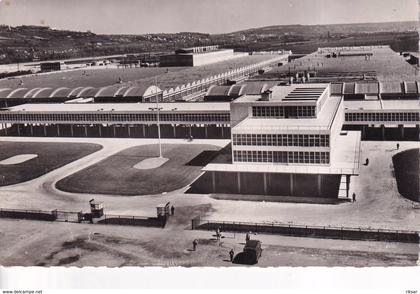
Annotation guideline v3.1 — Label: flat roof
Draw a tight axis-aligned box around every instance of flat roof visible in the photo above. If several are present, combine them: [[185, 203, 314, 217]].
[[5, 102, 231, 113], [258, 46, 419, 82], [204, 131, 361, 175], [344, 100, 420, 111], [232, 95, 342, 132], [234, 84, 329, 105], [0, 55, 281, 92]]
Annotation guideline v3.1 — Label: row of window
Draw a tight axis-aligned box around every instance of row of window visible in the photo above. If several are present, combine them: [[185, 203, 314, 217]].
[[232, 133, 330, 147], [233, 150, 330, 164], [252, 106, 316, 118], [345, 112, 420, 122], [0, 112, 231, 123]]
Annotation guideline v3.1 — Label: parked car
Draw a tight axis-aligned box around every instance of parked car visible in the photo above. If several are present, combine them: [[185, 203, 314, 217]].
[[242, 240, 262, 264]]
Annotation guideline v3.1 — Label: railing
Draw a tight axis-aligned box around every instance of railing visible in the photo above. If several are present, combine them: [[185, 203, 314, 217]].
[[191, 218, 419, 243]]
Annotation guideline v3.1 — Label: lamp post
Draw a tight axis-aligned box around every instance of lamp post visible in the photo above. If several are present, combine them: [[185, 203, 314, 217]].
[[149, 105, 163, 158]]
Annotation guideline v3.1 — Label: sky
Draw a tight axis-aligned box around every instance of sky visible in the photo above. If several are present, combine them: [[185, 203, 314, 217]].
[[0, 0, 418, 34]]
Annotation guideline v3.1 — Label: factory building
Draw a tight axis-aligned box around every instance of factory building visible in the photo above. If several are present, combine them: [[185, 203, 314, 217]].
[[0, 102, 231, 139], [160, 45, 249, 67]]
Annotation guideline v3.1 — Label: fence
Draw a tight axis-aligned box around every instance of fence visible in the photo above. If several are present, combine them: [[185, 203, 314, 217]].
[[0, 208, 57, 221], [0, 207, 167, 228], [191, 217, 419, 243]]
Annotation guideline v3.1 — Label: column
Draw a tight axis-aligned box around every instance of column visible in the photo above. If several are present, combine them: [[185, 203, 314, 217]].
[[212, 171, 216, 193], [381, 124, 385, 140], [361, 125, 366, 140], [43, 125, 46, 136], [30, 124, 33, 136], [56, 124, 60, 137], [189, 125, 192, 137], [263, 173, 268, 194], [317, 174, 322, 196], [237, 172, 241, 193], [17, 125, 21, 136], [142, 125, 146, 137], [398, 124, 404, 139], [173, 125, 176, 138], [417, 125, 420, 140], [127, 125, 131, 137], [98, 125, 102, 137], [70, 125, 74, 137], [204, 125, 208, 138], [84, 125, 88, 137], [113, 125, 116, 137], [221, 125, 224, 137], [290, 174, 294, 195], [4, 124, 7, 136], [346, 175, 351, 198]]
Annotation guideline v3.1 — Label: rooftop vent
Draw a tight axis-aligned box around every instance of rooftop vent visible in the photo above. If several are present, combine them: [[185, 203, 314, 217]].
[[260, 90, 272, 101]]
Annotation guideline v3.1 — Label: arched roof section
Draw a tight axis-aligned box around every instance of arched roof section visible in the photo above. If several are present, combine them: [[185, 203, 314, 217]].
[[114, 86, 131, 97], [137, 85, 162, 98], [0, 88, 13, 99], [207, 85, 232, 96], [229, 85, 246, 96], [67, 87, 85, 97], [77, 87, 96, 98], [7, 88, 28, 99], [50, 87, 71, 98], [23, 88, 42, 98], [95, 86, 120, 97], [32, 87, 53, 98]]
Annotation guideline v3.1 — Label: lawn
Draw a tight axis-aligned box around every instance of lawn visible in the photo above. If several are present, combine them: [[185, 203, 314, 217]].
[[56, 144, 222, 196], [0, 141, 102, 186]]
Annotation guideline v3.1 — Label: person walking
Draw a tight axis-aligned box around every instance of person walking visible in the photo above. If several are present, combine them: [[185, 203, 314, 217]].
[[365, 158, 369, 166], [245, 231, 251, 242], [229, 249, 235, 262], [216, 227, 221, 240], [170, 205, 175, 216], [193, 239, 198, 251], [396, 143, 400, 150], [352, 192, 356, 202]]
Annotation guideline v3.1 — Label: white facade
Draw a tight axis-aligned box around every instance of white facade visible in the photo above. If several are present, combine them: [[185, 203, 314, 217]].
[[230, 84, 344, 166]]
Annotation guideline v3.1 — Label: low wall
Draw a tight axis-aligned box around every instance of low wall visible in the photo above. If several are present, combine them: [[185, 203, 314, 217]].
[[0, 208, 56, 221]]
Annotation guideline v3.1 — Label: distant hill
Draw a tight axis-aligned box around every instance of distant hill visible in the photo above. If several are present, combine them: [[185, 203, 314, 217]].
[[0, 21, 418, 65], [230, 21, 419, 36]]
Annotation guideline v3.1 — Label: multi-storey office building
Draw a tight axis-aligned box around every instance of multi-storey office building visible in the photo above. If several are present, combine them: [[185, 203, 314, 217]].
[[230, 84, 340, 165], [191, 84, 361, 201]]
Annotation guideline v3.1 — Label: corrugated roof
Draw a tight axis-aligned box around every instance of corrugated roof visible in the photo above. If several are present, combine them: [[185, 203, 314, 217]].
[[379, 82, 402, 94], [343, 83, 355, 94], [355, 82, 379, 94], [329, 83, 343, 95], [404, 81, 418, 94]]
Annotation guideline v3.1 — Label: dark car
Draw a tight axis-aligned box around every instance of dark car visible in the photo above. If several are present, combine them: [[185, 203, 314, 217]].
[[234, 239, 262, 265]]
